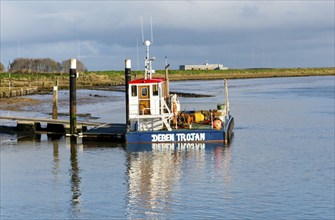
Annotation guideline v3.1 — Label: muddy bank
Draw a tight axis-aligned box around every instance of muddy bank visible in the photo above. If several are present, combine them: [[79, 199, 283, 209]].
[[172, 91, 213, 97], [0, 90, 111, 112], [0, 87, 38, 98], [0, 97, 44, 111]]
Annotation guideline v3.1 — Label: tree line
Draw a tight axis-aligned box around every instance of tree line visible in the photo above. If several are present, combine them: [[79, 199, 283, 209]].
[[0, 62, 5, 72], [0, 58, 87, 73]]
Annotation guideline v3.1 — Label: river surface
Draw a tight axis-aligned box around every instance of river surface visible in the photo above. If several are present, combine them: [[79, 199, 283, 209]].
[[1, 76, 334, 219]]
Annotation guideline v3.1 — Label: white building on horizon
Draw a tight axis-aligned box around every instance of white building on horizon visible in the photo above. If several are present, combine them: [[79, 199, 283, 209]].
[[179, 61, 228, 70]]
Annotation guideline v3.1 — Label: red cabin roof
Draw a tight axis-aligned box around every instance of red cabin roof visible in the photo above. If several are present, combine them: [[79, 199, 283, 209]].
[[128, 78, 166, 84]]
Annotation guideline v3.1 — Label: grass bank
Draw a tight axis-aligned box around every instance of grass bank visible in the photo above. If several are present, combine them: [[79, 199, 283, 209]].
[[0, 67, 334, 95]]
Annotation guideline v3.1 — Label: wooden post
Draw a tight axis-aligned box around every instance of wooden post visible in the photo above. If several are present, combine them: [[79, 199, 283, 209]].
[[224, 79, 229, 116], [8, 72, 11, 91], [165, 63, 170, 97], [125, 59, 131, 131], [52, 79, 58, 119], [69, 59, 77, 135]]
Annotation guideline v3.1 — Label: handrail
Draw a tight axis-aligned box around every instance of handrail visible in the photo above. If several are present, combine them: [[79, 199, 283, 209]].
[[161, 98, 171, 115], [142, 107, 151, 115]]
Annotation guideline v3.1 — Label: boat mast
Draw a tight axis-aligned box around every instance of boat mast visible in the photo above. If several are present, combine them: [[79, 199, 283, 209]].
[[144, 40, 151, 79], [142, 16, 154, 80]]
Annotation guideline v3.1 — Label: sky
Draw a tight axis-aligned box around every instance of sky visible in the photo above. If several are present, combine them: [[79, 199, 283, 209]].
[[0, 0, 334, 71]]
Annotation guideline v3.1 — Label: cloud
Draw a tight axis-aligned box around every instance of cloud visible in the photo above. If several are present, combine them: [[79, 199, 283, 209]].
[[1, 1, 334, 70]]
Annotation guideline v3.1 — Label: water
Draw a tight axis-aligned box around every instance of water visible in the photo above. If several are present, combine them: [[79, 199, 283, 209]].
[[1, 76, 334, 219]]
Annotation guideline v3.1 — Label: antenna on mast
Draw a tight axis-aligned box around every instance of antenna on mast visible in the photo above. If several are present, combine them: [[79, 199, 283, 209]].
[[136, 38, 140, 71], [140, 16, 155, 80], [140, 16, 144, 44]]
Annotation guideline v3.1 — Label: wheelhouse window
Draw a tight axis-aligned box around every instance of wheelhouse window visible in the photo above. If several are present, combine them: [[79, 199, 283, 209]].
[[131, 85, 137, 97], [153, 84, 158, 96], [141, 88, 148, 96]]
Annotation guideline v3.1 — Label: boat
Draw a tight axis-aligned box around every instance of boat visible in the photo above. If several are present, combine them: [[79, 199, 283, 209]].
[[124, 40, 234, 144]]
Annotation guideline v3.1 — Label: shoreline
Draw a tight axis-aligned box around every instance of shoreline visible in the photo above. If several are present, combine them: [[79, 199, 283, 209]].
[[0, 67, 334, 98]]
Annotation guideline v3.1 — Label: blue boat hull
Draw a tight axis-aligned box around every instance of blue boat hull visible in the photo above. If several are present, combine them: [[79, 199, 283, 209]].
[[126, 117, 234, 144]]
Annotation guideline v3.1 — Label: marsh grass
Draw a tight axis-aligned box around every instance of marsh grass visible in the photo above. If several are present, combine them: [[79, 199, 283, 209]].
[[0, 67, 334, 94]]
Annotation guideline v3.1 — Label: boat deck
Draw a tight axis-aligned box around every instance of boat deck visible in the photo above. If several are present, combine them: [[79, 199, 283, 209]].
[[176, 122, 212, 130]]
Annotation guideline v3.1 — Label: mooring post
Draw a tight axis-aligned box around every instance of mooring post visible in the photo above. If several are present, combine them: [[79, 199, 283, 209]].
[[69, 59, 77, 135], [125, 59, 131, 131], [224, 79, 229, 116], [8, 72, 11, 91], [52, 79, 58, 119], [165, 62, 170, 97]]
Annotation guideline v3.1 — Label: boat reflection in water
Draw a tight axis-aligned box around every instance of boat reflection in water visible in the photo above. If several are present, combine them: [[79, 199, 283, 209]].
[[125, 142, 231, 218]]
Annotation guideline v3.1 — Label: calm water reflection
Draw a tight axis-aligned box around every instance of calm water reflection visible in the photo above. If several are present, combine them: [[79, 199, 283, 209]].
[[1, 76, 334, 219], [125, 143, 232, 218]]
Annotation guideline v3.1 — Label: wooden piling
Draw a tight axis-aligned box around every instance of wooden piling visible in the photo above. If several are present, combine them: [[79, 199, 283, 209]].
[[165, 63, 170, 97], [8, 72, 11, 91], [69, 59, 77, 135], [125, 59, 131, 131], [224, 79, 229, 116], [52, 80, 58, 119]]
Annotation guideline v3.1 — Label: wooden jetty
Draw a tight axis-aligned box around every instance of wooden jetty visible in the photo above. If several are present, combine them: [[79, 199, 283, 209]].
[[0, 116, 101, 127], [0, 115, 96, 133], [0, 116, 127, 141]]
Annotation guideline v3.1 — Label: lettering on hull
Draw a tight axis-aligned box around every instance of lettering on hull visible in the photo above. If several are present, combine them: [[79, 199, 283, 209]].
[[151, 133, 175, 142], [151, 132, 206, 142]]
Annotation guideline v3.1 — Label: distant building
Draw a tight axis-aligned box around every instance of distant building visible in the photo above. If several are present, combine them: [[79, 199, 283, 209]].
[[179, 61, 228, 70]]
